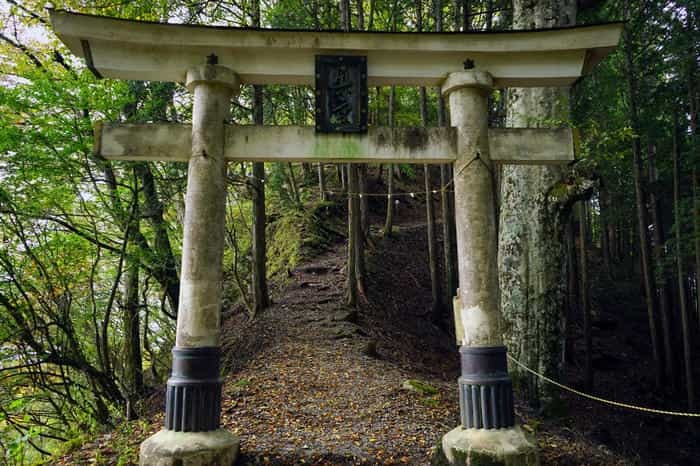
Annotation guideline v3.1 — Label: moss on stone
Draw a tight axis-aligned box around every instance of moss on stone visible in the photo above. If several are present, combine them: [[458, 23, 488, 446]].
[[430, 442, 450, 466], [430, 442, 468, 466], [468, 450, 504, 466], [402, 379, 439, 395]]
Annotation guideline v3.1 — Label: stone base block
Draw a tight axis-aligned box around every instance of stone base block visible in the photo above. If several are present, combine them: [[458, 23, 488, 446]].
[[140, 429, 239, 466], [439, 426, 539, 466]]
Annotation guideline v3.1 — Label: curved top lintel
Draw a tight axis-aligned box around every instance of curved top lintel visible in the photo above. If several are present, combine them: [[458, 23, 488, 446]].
[[49, 10, 623, 87]]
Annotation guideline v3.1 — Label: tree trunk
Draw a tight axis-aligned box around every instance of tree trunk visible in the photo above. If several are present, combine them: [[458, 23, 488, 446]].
[[624, 24, 662, 387], [354, 170, 367, 299], [339, 165, 347, 192], [462, 0, 471, 31], [356, 0, 364, 29], [383, 86, 396, 237], [376, 163, 384, 183], [564, 215, 577, 365], [251, 160, 269, 313], [287, 163, 301, 206], [435, 0, 456, 311], [301, 163, 312, 180], [134, 164, 180, 315], [340, 0, 351, 30], [599, 187, 613, 279], [347, 165, 360, 306], [384, 166, 394, 237], [689, 76, 700, 324], [425, 164, 443, 321], [250, 0, 270, 315], [416, 1, 441, 318], [318, 163, 326, 201], [647, 144, 675, 386], [452, 0, 461, 30], [694, 167, 700, 322], [498, 0, 576, 405], [673, 113, 695, 409], [578, 202, 593, 392], [313, 0, 320, 30], [124, 202, 143, 420], [359, 164, 369, 238], [485, 0, 493, 29]]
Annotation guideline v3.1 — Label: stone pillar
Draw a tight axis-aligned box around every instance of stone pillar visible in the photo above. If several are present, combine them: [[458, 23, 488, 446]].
[[140, 64, 240, 466], [439, 71, 538, 466]]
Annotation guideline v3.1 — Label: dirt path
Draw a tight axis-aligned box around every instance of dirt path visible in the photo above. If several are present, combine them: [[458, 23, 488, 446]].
[[218, 224, 460, 465]]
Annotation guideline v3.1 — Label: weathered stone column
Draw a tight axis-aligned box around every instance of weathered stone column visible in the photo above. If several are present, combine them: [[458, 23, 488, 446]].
[[439, 71, 538, 466], [140, 64, 240, 466]]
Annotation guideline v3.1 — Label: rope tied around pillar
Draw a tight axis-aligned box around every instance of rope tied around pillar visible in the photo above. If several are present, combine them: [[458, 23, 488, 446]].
[[451, 152, 495, 185]]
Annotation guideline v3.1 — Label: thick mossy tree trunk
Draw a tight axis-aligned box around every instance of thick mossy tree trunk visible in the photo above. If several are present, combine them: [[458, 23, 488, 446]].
[[498, 0, 576, 406]]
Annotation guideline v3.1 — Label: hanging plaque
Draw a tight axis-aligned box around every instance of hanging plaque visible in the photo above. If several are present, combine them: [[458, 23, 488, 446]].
[[315, 55, 368, 133]]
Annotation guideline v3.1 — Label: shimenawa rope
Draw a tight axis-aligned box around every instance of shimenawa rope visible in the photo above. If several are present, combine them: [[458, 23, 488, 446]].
[[507, 354, 700, 418]]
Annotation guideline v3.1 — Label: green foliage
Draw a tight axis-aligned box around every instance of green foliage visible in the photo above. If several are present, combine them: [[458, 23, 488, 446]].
[[267, 201, 344, 278]]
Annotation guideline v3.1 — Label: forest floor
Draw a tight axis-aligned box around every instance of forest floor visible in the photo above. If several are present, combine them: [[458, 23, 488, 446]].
[[51, 198, 699, 466]]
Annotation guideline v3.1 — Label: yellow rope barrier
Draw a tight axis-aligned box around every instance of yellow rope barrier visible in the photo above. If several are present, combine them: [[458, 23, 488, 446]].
[[507, 354, 700, 418]]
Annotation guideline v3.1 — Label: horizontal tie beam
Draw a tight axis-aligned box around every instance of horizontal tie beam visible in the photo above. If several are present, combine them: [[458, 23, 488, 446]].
[[95, 123, 576, 165]]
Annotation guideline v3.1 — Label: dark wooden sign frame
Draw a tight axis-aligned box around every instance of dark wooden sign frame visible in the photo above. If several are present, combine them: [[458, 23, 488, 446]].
[[315, 55, 368, 133]]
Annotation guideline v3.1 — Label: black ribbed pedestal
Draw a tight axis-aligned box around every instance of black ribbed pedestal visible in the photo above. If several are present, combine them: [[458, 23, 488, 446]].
[[458, 346, 514, 429], [164, 346, 222, 432]]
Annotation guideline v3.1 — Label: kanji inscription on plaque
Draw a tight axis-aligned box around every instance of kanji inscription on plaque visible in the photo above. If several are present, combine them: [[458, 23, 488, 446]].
[[315, 55, 368, 133]]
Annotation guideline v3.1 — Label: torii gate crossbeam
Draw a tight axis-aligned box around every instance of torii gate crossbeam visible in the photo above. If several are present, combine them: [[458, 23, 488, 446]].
[[49, 9, 621, 466], [95, 124, 578, 165]]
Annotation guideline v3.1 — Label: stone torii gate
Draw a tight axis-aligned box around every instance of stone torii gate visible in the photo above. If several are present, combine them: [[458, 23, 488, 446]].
[[50, 10, 621, 466]]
